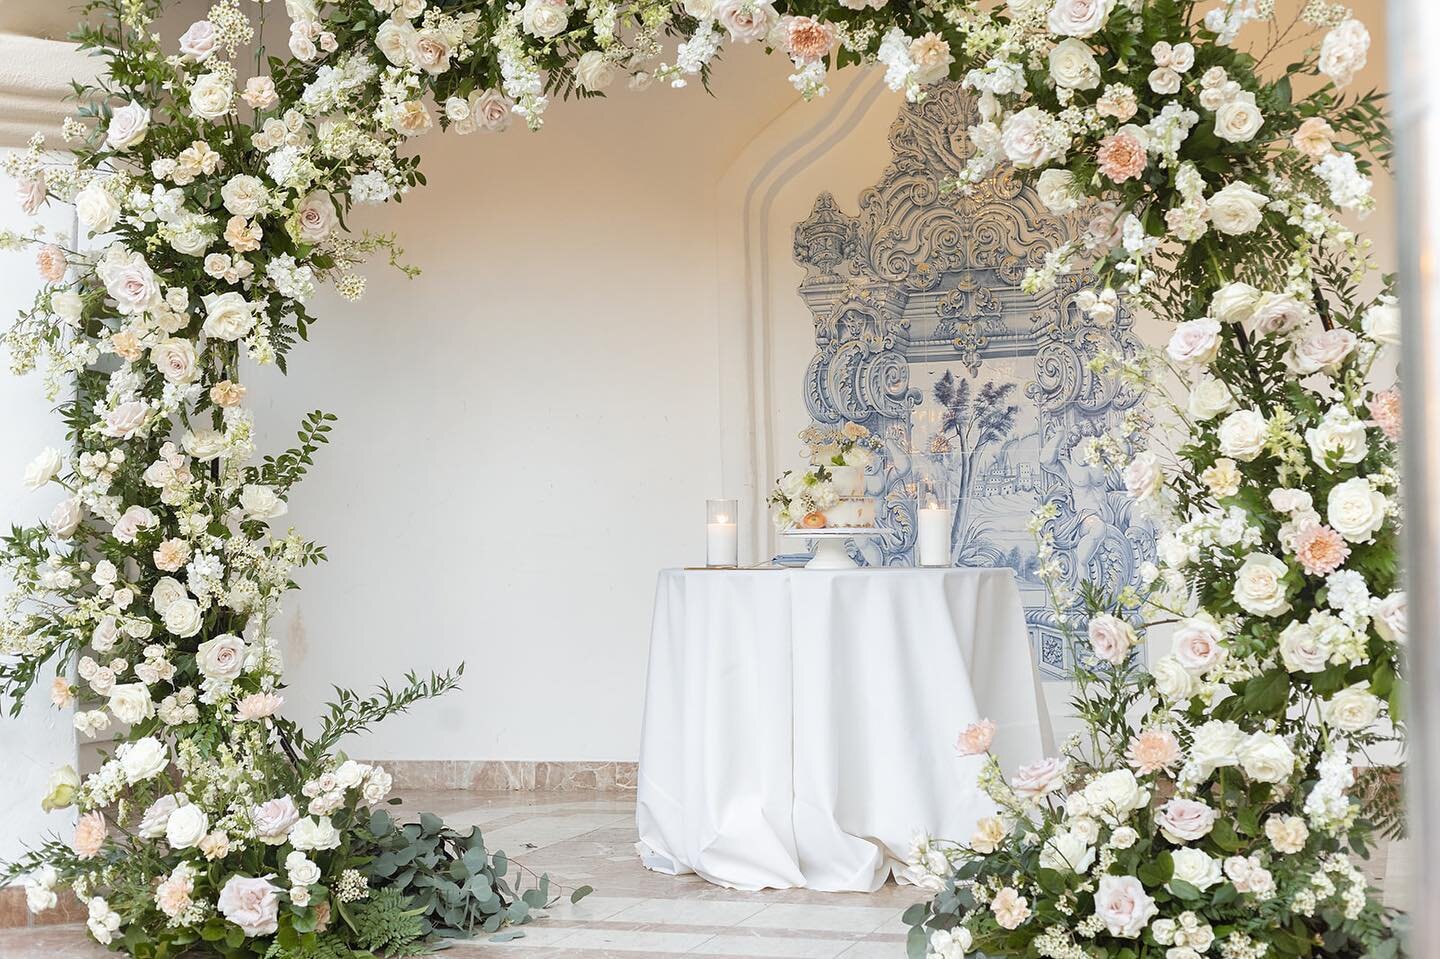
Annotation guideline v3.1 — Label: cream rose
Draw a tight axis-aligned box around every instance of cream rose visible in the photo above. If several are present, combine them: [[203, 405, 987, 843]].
[[108, 683, 155, 725], [1170, 848, 1222, 891], [202, 291, 257, 341], [714, 0, 776, 42], [575, 50, 618, 91], [163, 597, 204, 638], [1209, 281, 1260, 325], [1233, 553, 1291, 617], [288, 815, 341, 851], [1361, 301, 1400, 346], [1208, 182, 1268, 235], [118, 736, 168, 783], [1049, 38, 1100, 90], [1373, 592, 1406, 644], [1279, 620, 1330, 673], [411, 28, 451, 74], [1123, 451, 1163, 501], [240, 484, 288, 520], [253, 796, 301, 844], [1289, 328, 1357, 375], [1188, 719, 1244, 776], [140, 795, 181, 838], [75, 182, 121, 235], [1150, 655, 1197, 702], [150, 338, 199, 384], [218, 876, 281, 936], [1001, 107, 1062, 169], [1327, 477, 1388, 543], [1216, 408, 1267, 462], [166, 804, 209, 849], [520, 0, 569, 39], [1172, 617, 1224, 673], [375, 19, 417, 66], [98, 247, 163, 315], [189, 73, 234, 120], [1324, 684, 1381, 733], [48, 497, 82, 538], [1011, 756, 1069, 799], [1214, 91, 1264, 143], [1036, 169, 1079, 214], [106, 100, 151, 151], [472, 89, 514, 132], [1166, 318, 1221, 366], [221, 174, 267, 217], [151, 576, 187, 614], [295, 191, 337, 244], [1081, 769, 1148, 824], [1237, 731, 1295, 783], [1249, 292, 1310, 336], [24, 447, 63, 490], [1305, 407, 1367, 472], [1087, 613, 1136, 666], [1047, 0, 1114, 38], [1187, 376, 1234, 421], [1093, 875, 1156, 938], [1038, 830, 1095, 873], [197, 634, 247, 681]]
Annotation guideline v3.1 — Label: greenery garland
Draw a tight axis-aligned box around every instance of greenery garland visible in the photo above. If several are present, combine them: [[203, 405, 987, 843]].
[[0, 0, 1403, 956]]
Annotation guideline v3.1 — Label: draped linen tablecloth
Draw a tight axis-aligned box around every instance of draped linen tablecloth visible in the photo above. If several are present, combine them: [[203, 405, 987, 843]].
[[636, 567, 1052, 892]]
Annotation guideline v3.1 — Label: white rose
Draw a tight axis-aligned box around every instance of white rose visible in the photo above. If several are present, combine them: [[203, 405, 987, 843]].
[[1188, 720, 1244, 776], [1093, 875, 1157, 938], [1156, 797, 1218, 843], [75, 182, 120, 235], [1081, 769, 1148, 824], [196, 634, 247, 681], [24, 447, 63, 491], [288, 815, 341, 851], [253, 796, 301, 844], [1237, 731, 1295, 783], [151, 338, 198, 385], [1324, 684, 1381, 733], [375, 19, 417, 65], [1209, 281, 1260, 325], [1048, 38, 1100, 90], [163, 597, 204, 638], [1278, 621, 1330, 673], [411, 28, 452, 74], [1233, 553, 1291, 618], [295, 191, 337, 244], [188, 73, 234, 121], [202, 291, 257, 341], [714, 0, 776, 42], [1327, 477, 1388, 543], [575, 50, 618, 91], [166, 804, 209, 849], [1048, 0, 1115, 38], [118, 736, 168, 783], [1305, 407, 1367, 472], [1208, 182, 1268, 235], [1319, 19, 1369, 88], [472, 89, 514, 133], [1000, 107, 1062, 169], [1038, 830, 1095, 873], [1087, 613, 1137, 666], [1289, 329, 1357, 375], [1373, 592, 1406, 644], [1216, 408, 1267, 462], [221, 174, 267, 217], [51, 290, 84, 325], [1187, 376, 1234, 421], [1214, 91, 1264, 143], [48, 497, 83, 539], [106, 101, 151, 150], [108, 683, 155, 725], [1172, 617, 1224, 673], [1036, 169, 1080, 214], [1170, 848, 1222, 891], [1361, 301, 1400, 346], [179, 19, 217, 60], [97, 247, 163, 315], [286, 851, 321, 887], [1123, 451, 1163, 501], [1249, 292, 1311, 337], [1166, 318, 1222, 366], [1150, 655, 1197, 702], [240, 484, 288, 520], [151, 577, 187, 614], [521, 0, 569, 39]]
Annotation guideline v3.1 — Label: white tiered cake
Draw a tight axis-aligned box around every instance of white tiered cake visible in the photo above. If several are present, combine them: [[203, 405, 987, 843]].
[[814, 465, 876, 528]]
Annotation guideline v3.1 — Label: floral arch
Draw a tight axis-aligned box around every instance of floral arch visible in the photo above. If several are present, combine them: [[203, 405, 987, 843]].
[[0, 0, 1406, 957]]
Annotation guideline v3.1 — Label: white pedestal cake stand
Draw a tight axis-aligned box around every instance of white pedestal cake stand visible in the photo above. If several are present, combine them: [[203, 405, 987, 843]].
[[782, 527, 884, 570]]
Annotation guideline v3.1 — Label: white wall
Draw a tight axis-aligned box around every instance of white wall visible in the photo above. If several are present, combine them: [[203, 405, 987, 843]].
[[0, 146, 79, 864]]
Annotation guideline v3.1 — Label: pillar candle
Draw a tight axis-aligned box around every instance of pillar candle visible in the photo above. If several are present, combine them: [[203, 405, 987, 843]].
[[918, 506, 952, 567]]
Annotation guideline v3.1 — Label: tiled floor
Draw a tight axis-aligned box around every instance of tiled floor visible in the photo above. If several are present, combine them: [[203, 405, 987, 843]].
[[0, 789, 924, 959]]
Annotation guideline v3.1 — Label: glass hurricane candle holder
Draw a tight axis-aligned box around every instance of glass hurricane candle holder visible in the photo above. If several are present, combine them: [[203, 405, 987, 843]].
[[706, 499, 739, 568], [916, 474, 952, 568]]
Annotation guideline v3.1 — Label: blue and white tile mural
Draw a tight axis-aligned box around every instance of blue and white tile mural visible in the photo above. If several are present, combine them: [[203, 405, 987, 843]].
[[791, 82, 1157, 680]]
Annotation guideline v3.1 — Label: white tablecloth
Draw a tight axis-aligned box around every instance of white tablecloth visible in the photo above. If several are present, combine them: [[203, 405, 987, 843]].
[[636, 567, 1051, 892]]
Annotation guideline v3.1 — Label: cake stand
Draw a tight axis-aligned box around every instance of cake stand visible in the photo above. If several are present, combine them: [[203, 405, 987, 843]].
[[781, 527, 884, 570]]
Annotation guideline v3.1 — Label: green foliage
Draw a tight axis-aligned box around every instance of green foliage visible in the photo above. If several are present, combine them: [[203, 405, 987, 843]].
[[351, 888, 427, 955]]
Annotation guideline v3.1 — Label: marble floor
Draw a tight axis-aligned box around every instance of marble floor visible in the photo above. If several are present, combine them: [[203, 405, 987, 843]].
[[0, 789, 925, 959]]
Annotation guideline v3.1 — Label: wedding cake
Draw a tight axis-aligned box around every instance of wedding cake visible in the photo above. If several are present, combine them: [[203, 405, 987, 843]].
[[767, 424, 880, 530]]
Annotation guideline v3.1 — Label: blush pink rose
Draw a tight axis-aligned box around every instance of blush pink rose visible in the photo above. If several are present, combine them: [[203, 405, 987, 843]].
[[252, 796, 300, 844], [217, 875, 281, 936], [1172, 618, 1223, 673], [1011, 756, 1069, 799], [956, 718, 996, 756], [102, 400, 149, 439], [1289, 328, 1357, 375], [1094, 875, 1157, 938], [1155, 797, 1218, 842], [179, 20, 217, 60], [1087, 613, 1136, 666], [714, 0, 775, 42]]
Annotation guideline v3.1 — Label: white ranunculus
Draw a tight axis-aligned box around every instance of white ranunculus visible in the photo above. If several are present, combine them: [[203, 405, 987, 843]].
[[48, 497, 83, 539], [575, 50, 618, 91], [1208, 182, 1268, 235], [150, 338, 198, 385], [521, 0, 569, 38], [1166, 318, 1222, 366], [1036, 169, 1079, 214], [1150, 655, 1197, 702], [24, 447, 63, 491], [1216, 408, 1267, 462], [288, 815, 341, 851], [1093, 875, 1156, 938], [1373, 591, 1407, 644], [1214, 90, 1264, 143], [139, 794, 181, 838], [221, 174, 267, 217], [1169, 848, 1222, 891], [197, 634, 247, 681], [188, 73, 234, 120], [1279, 620, 1331, 673], [163, 597, 204, 638], [108, 683, 155, 725], [75, 182, 120, 234], [1233, 553, 1291, 618], [118, 736, 168, 783], [1038, 830, 1095, 873], [106, 100, 151, 150], [202, 291, 257, 341], [1319, 19, 1369, 88], [1188, 720, 1244, 776], [166, 803, 209, 849], [1237, 731, 1295, 783], [1327, 476, 1388, 543], [1361, 301, 1400, 346], [1047, 0, 1114, 38], [1324, 684, 1381, 733], [1305, 407, 1367, 473], [1209, 281, 1260, 325], [1048, 38, 1100, 90], [1081, 769, 1148, 824], [240, 484, 288, 520], [1000, 107, 1062, 169], [1187, 376, 1234, 421]]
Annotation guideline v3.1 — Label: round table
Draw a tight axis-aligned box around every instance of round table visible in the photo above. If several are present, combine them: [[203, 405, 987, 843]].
[[635, 566, 1053, 892]]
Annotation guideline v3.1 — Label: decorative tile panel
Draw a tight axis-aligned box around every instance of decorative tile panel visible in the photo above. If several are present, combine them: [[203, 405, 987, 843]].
[[791, 82, 1155, 679]]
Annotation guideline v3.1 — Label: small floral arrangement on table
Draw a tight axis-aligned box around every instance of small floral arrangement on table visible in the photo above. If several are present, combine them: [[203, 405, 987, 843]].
[[767, 423, 878, 529]]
